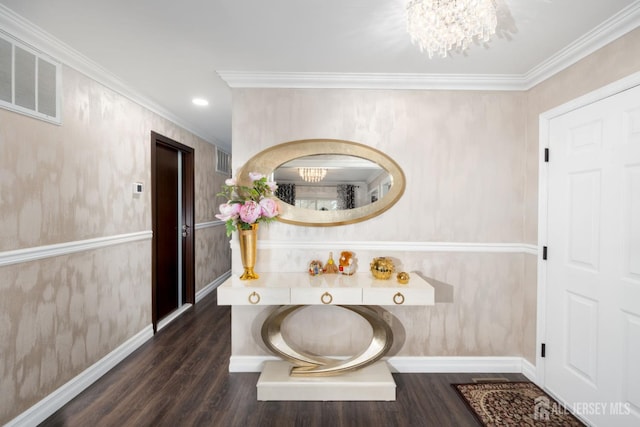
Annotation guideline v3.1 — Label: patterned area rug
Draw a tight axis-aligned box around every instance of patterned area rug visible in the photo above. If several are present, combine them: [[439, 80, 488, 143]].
[[453, 382, 585, 426]]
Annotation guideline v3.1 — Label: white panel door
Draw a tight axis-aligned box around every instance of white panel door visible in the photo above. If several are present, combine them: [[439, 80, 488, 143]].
[[546, 84, 640, 426]]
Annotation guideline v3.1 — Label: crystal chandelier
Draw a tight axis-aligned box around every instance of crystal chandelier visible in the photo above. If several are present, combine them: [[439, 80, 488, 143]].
[[406, 0, 497, 58], [298, 167, 327, 183]]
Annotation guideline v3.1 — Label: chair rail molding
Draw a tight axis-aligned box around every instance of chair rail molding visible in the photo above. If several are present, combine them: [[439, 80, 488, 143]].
[[236, 240, 538, 255], [0, 231, 153, 267], [195, 220, 225, 230]]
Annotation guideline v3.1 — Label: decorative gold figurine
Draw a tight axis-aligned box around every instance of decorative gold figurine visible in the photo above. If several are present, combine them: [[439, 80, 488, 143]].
[[396, 272, 410, 284], [338, 251, 357, 275], [324, 252, 339, 274], [308, 260, 323, 276], [370, 257, 395, 280]]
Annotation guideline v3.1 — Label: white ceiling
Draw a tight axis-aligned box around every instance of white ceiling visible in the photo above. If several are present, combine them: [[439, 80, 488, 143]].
[[0, 0, 638, 152]]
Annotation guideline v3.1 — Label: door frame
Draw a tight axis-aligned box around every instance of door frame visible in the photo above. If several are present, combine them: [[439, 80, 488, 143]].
[[536, 70, 640, 386], [151, 131, 195, 333]]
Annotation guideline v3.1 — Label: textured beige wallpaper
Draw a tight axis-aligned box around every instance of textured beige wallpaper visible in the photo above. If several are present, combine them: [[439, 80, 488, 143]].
[[0, 64, 229, 423], [192, 127, 230, 293], [0, 241, 151, 423], [195, 226, 231, 293], [233, 89, 527, 243], [522, 254, 537, 364], [232, 252, 526, 358], [194, 134, 228, 224], [0, 73, 152, 251], [230, 87, 530, 360]]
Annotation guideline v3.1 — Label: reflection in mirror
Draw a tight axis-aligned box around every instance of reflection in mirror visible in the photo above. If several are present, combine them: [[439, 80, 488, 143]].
[[238, 139, 405, 227], [273, 154, 389, 211]]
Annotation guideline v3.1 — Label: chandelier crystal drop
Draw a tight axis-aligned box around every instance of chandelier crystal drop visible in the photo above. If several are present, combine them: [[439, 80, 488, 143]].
[[298, 167, 327, 183], [406, 0, 497, 58]]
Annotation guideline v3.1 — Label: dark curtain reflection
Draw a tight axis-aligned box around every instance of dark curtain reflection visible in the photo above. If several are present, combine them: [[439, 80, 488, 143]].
[[337, 184, 355, 209], [275, 183, 296, 205]]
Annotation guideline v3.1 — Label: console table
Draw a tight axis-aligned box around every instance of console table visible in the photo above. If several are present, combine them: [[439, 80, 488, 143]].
[[217, 272, 435, 400]]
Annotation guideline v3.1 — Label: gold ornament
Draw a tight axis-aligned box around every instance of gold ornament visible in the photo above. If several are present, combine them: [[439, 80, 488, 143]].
[[396, 272, 410, 284], [370, 257, 395, 280]]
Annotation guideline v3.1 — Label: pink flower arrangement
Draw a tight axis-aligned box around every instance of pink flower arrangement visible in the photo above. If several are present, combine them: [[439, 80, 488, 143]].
[[216, 172, 279, 236]]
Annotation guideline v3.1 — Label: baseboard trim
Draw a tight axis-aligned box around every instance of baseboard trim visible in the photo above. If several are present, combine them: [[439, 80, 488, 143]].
[[229, 355, 282, 372], [156, 304, 192, 332], [6, 325, 154, 427], [521, 358, 537, 382], [195, 271, 231, 303], [229, 355, 536, 376], [387, 356, 526, 374]]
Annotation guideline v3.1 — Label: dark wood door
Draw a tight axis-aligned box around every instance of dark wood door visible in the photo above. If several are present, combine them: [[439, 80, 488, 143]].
[[155, 143, 179, 320], [151, 132, 195, 333]]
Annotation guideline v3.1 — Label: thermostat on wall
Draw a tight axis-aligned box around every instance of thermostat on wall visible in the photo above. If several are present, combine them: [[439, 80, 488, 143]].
[[133, 182, 144, 194]]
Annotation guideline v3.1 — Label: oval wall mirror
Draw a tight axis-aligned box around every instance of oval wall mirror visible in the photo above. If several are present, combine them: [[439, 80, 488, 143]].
[[238, 139, 405, 226]]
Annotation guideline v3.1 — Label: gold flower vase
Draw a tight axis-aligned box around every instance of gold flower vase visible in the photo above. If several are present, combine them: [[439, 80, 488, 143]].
[[238, 223, 259, 280]]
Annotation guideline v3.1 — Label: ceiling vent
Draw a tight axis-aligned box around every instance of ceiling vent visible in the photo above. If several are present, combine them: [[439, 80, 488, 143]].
[[0, 32, 61, 124], [216, 147, 231, 175]]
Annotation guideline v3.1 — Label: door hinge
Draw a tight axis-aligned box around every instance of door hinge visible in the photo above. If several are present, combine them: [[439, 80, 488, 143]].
[[541, 343, 546, 358], [544, 148, 549, 162], [542, 246, 548, 260]]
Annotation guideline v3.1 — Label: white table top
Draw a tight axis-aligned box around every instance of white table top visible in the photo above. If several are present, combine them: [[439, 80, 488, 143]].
[[219, 271, 431, 289]]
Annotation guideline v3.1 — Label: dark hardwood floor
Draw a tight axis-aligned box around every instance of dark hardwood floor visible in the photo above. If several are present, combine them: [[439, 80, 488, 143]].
[[40, 290, 526, 427]]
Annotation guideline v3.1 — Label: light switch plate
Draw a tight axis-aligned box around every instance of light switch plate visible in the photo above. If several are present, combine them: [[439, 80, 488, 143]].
[[133, 182, 143, 194]]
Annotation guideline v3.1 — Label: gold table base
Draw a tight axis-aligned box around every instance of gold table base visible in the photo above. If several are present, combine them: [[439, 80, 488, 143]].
[[261, 305, 393, 377]]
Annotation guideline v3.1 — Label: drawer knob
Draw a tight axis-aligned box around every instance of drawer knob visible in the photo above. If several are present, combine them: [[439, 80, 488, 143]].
[[393, 292, 405, 305], [321, 292, 333, 304], [248, 291, 261, 304]]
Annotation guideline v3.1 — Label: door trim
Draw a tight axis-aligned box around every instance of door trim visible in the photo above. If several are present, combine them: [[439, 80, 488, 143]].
[[536, 70, 640, 386], [151, 131, 195, 333]]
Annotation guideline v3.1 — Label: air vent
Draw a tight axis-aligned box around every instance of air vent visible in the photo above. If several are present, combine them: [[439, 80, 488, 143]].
[[216, 147, 231, 174], [0, 32, 61, 124]]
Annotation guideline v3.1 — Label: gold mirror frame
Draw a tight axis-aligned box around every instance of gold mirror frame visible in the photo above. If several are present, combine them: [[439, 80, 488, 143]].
[[238, 139, 406, 226]]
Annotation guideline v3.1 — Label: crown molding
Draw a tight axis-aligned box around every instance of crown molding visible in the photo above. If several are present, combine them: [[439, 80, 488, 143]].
[[0, 4, 222, 148], [1, 1, 637, 126], [219, 3, 640, 92], [217, 70, 527, 91], [523, 1, 640, 89]]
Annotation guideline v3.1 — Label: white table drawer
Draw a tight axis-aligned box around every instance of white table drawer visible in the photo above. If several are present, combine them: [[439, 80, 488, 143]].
[[362, 287, 434, 306], [216, 272, 436, 307], [217, 287, 290, 305], [290, 287, 362, 305]]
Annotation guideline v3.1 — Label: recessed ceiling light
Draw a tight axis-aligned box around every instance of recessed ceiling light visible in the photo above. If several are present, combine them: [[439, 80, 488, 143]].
[[192, 98, 209, 106]]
